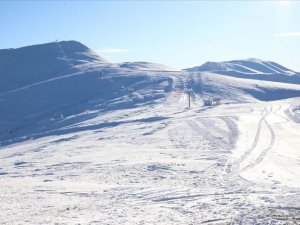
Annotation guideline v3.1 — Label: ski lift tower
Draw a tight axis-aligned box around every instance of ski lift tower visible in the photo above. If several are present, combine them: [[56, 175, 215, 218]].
[[185, 84, 192, 108]]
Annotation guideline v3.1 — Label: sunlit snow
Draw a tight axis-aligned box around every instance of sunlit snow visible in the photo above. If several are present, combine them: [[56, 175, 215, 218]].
[[0, 41, 299, 224]]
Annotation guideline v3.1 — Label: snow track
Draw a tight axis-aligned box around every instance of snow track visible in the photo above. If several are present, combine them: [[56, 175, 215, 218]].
[[240, 105, 276, 173], [0, 69, 80, 97], [238, 102, 300, 188], [239, 105, 275, 172]]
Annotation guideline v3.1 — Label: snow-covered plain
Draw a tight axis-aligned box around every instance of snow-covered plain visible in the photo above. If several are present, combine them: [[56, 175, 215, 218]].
[[0, 41, 300, 224]]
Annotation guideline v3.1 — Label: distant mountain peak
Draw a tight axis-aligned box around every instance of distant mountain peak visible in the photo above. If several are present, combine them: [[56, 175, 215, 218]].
[[2, 40, 109, 64], [0, 40, 110, 93], [186, 58, 295, 74], [185, 58, 299, 84], [59, 40, 87, 47], [244, 58, 263, 62], [54, 40, 110, 64]]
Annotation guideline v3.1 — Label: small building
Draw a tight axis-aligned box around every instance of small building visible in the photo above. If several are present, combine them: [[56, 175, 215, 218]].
[[203, 99, 212, 106], [212, 98, 221, 105], [203, 98, 221, 107]]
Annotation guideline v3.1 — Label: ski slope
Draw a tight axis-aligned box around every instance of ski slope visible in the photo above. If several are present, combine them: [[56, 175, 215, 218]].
[[0, 96, 299, 224], [0, 41, 300, 224]]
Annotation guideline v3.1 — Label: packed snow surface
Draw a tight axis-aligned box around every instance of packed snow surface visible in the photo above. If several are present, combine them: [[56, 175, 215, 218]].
[[0, 41, 300, 224]]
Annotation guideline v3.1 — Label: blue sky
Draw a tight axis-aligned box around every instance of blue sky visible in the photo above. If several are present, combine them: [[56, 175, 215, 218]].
[[1, 0, 300, 70]]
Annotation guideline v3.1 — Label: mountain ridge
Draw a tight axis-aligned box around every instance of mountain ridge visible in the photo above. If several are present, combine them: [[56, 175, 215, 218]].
[[186, 58, 297, 74], [185, 58, 300, 84]]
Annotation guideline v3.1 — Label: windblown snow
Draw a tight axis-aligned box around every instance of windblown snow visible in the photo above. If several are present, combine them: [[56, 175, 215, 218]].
[[0, 41, 300, 225]]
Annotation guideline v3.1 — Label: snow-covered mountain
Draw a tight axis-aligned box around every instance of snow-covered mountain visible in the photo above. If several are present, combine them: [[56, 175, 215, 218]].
[[1, 41, 300, 146], [186, 58, 300, 84], [0, 41, 108, 93], [0, 41, 175, 145], [1, 41, 300, 224]]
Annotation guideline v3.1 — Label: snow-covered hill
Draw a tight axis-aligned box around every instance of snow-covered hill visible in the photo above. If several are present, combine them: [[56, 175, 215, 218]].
[[0, 41, 108, 94], [0, 41, 177, 145], [1, 41, 300, 224], [186, 58, 300, 84], [1, 42, 300, 146]]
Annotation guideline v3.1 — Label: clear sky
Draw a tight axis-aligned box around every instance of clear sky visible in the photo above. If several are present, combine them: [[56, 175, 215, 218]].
[[1, 0, 300, 70]]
